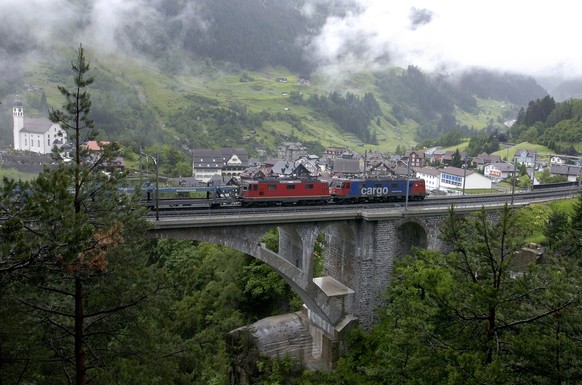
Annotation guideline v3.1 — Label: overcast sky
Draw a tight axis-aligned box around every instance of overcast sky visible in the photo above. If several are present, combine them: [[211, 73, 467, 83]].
[[1, 0, 580, 82], [306, 0, 582, 80]]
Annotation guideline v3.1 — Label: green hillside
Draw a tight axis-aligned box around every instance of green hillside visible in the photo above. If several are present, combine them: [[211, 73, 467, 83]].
[[2, 50, 535, 159]]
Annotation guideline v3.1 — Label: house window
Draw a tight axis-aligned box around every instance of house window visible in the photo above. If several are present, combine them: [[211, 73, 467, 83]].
[[38, 140, 40, 147], [48, 137, 51, 146], [25, 139, 27, 146]]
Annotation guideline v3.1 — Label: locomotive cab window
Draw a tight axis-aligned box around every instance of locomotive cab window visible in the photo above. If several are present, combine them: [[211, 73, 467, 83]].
[[287, 185, 296, 190]]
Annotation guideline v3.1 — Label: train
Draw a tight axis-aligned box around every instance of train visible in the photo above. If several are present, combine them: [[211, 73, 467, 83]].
[[236, 177, 427, 207], [138, 176, 427, 209]]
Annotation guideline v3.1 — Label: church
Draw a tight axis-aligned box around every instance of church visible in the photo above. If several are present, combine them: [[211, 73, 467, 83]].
[[12, 99, 67, 154]]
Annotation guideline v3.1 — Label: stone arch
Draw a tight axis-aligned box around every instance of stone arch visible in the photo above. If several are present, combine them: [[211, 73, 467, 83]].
[[150, 225, 335, 324], [395, 218, 429, 258]]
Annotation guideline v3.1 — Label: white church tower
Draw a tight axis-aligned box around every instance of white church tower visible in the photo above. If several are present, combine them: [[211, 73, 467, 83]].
[[13, 99, 24, 150]]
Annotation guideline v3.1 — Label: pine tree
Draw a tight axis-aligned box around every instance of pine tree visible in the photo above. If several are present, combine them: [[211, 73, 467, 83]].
[[1, 44, 153, 385]]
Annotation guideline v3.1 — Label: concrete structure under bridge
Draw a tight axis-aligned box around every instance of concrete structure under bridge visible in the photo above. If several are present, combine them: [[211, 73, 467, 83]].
[[148, 203, 510, 369]]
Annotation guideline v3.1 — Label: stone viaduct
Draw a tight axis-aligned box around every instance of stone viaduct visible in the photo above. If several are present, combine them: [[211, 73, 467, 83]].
[[149, 202, 513, 368]]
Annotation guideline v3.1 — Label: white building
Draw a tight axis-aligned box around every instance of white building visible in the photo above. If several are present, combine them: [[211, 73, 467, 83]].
[[13, 99, 67, 154], [439, 166, 492, 191], [416, 167, 440, 191], [192, 148, 249, 183]]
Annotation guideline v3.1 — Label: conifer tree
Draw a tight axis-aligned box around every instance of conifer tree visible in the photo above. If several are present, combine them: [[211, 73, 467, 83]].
[[1, 44, 152, 385]]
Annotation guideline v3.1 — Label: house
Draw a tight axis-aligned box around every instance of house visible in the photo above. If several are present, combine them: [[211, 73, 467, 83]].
[[277, 142, 307, 161], [514, 149, 537, 167], [270, 160, 314, 178], [550, 164, 581, 182], [403, 150, 425, 168], [12, 99, 67, 155], [483, 162, 516, 183], [550, 155, 565, 165], [473, 152, 502, 171], [367, 159, 396, 177], [295, 158, 320, 177], [440, 150, 468, 167], [429, 149, 447, 164], [332, 157, 363, 178], [101, 156, 125, 172], [322, 146, 350, 161], [192, 148, 249, 183], [392, 161, 412, 178]]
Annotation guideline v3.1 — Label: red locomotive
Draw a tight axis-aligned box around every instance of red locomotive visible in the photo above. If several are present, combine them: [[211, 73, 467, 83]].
[[237, 179, 330, 207]]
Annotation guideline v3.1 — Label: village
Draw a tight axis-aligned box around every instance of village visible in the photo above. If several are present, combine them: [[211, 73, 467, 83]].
[[6, 99, 582, 195], [185, 142, 580, 195]]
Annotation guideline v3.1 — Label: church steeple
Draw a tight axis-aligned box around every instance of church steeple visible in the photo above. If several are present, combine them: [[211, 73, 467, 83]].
[[13, 99, 24, 150]]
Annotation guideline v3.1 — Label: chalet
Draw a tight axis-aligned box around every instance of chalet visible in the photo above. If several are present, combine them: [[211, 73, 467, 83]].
[[483, 162, 516, 183], [101, 156, 125, 172], [392, 161, 412, 178], [403, 150, 425, 168], [278, 142, 307, 161], [332, 157, 363, 178], [514, 149, 537, 167], [441, 150, 467, 167], [85, 140, 111, 162], [473, 152, 502, 171], [429, 149, 447, 164], [550, 164, 581, 182], [322, 146, 350, 161], [12, 99, 67, 155], [192, 148, 249, 183], [367, 159, 395, 177], [550, 155, 566, 165]]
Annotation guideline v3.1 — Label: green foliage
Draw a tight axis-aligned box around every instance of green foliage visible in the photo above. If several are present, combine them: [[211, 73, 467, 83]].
[[327, 204, 581, 385], [514, 95, 556, 127], [466, 131, 500, 156], [511, 96, 582, 153], [306, 91, 380, 144]]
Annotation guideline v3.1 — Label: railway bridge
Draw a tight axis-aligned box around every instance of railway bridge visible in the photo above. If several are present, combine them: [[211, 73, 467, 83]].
[[149, 199, 525, 368]]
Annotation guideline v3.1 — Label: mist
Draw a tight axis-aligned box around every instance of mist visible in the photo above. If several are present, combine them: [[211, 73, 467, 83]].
[[302, 0, 582, 82], [1, 0, 581, 86]]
